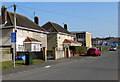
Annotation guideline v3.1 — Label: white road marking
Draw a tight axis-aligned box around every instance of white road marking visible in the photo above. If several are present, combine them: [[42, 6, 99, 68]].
[[45, 65, 51, 68]]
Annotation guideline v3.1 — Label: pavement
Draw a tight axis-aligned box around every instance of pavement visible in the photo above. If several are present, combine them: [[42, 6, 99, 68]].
[[2, 55, 88, 77]]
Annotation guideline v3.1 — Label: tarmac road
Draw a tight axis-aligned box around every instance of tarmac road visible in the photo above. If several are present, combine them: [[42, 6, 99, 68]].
[[3, 50, 118, 80]]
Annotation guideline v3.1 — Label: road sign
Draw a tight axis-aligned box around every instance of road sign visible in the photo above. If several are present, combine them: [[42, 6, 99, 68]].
[[11, 32, 16, 43]]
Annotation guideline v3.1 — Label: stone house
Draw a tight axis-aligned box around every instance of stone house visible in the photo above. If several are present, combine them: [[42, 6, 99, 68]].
[[1, 6, 47, 52], [42, 22, 81, 50]]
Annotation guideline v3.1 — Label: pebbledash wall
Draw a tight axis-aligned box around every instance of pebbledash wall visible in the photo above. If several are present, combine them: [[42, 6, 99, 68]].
[[1, 28, 13, 46], [47, 33, 74, 50], [1, 27, 47, 52], [57, 33, 74, 50], [16, 27, 47, 51]]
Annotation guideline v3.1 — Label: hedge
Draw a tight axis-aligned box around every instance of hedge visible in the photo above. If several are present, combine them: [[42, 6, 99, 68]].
[[69, 46, 87, 54]]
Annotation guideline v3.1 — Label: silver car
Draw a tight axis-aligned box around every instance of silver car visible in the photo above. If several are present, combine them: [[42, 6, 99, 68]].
[[109, 47, 117, 51]]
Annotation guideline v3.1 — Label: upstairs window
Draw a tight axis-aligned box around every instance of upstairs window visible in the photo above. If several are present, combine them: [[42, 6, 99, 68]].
[[78, 34, 85, 38], [18, 30, 23, 35]]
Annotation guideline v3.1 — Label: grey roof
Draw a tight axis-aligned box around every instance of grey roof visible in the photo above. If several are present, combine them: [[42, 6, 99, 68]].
[[4, 11, 45, 31], [42, 22, 71, 34]]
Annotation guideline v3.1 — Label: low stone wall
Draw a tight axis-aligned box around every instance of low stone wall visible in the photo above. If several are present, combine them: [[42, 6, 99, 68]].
[[56, 50, 64, 59], [2, 54, 12, 62], [1, 48, 12, 62]]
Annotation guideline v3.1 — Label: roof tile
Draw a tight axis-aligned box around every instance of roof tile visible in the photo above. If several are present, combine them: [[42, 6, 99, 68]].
[[23, 37, 41, 42], [42, 22, 71, 34], [63, 39, 81, 44], [5, 11, 45, 31]]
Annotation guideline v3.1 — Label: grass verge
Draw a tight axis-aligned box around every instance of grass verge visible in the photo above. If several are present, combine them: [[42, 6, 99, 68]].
[[2, 59, 45, 70]]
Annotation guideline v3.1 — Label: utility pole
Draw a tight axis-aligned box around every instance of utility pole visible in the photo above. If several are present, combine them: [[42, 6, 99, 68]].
[[13, 4, 17, 67]]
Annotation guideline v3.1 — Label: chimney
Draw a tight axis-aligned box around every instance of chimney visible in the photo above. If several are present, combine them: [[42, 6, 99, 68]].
[[1, 6, 7, 24], [34, 16, 39, 25], [64, 24, 68, 30]]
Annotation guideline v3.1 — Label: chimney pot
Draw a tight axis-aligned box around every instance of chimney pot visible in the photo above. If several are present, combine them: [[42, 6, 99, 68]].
[[34, 16, 39, 25], [1, 6, 7, 24], [64, 24, 67, 30]]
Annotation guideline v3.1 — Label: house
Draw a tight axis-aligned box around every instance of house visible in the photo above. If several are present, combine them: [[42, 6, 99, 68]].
[[1, 6, 47, 52], [71, 31, 92, 47], [92, 37, 101, 46], [42, 22, 80, 50]]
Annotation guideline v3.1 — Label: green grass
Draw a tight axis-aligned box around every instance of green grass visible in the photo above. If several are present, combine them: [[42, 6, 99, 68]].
[[2, 59, 45, 69]]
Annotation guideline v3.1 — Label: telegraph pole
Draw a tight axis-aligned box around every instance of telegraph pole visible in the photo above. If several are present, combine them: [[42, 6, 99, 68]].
[[13, 4, 17, 67]]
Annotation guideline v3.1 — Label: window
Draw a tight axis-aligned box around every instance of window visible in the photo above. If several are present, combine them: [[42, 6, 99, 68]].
[[78, 34, 85, 38], [41, 34, 44, 38], [18, 30, 23, 35], [34, 45, 36, 51], [18, 45, 24, 51], [27, 31, 29, 33]]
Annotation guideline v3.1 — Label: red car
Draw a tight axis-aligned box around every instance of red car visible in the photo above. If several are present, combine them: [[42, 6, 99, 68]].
[[87, 48, 101, 56]]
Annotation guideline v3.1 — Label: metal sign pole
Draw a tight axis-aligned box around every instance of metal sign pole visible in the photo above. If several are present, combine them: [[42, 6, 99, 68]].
[[13, 4, 16, 68], [13, 42, 15, 67]]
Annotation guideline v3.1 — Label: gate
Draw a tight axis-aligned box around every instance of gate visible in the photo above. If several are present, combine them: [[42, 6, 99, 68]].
[[47, 50, 53, 60]]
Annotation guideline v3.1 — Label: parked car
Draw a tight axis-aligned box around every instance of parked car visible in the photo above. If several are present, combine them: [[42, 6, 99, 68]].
[[109, 46, 117, 51], [87, 48, 101, 56]]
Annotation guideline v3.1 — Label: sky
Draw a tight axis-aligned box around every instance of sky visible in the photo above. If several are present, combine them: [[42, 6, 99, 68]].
[[2, 0, 119, 2], [2, 2, 118, 38]]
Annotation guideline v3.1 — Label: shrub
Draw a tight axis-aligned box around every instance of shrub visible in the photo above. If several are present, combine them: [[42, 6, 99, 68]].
[[70, 46, 87, 54]]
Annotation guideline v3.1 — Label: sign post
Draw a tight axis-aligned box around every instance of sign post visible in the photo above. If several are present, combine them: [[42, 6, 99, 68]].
[[13, 4, 17, 68], [11, 32, 16, 67]]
